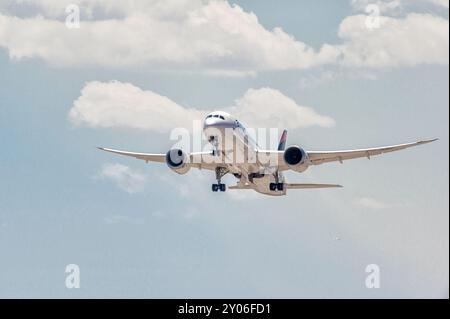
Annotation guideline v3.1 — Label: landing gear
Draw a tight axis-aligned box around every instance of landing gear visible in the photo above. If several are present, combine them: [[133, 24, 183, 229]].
[[269, 183, 284, 191], [212, 167, 228, 192], [269, 171, 284, 191], [212, 183, 226, 192]]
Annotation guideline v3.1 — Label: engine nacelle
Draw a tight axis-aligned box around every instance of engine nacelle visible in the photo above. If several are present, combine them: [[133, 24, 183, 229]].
[[166, 148, 190, 174], [283, 145, 309, 172]]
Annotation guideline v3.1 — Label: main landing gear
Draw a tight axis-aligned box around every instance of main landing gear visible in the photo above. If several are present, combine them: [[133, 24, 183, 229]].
[[269, 183, 284, 191], [212, 183, 226, 192], [270, 171, 284, 191], [212, 167, 228, 192]]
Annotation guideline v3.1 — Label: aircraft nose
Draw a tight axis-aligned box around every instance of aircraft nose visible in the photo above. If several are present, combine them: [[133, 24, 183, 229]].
[[203, 117, 217, 128], [203, 118, 235, 130], [203, 119, 221, 132]]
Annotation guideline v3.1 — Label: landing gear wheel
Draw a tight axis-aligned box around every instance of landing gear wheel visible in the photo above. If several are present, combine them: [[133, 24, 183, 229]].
[[269, 183, 277, 191], [277, 183, 284, 191], [214, 167, 228, 193]]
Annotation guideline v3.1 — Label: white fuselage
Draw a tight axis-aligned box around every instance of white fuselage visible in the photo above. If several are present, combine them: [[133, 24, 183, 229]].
[[203, 111, 286, 196]]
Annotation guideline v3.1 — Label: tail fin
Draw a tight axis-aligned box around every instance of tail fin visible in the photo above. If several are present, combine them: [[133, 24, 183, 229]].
[[277, 129, 288, 151]]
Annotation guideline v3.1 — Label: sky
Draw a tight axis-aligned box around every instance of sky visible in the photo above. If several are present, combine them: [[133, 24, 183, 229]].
[[0, 0, 448, 298]]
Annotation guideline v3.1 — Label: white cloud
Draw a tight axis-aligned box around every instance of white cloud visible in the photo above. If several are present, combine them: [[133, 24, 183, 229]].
[[0, 0, 447, 74], [428, 0, 450, 8], [0, 0, 339, 74], [227, 87, 336, 129], [0, 0, 204, 19], [351, 0, 449, 13], [351, 0, 402, 13], [337, 13, 449, 68], [69, 81, 202, 132], [69, 81, 335, 131], [98, 163, 147, 193]]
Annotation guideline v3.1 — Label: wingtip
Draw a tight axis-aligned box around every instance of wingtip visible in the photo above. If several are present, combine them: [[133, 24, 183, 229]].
[[420, 138, 439, 144], [97, 147, 106, 151]]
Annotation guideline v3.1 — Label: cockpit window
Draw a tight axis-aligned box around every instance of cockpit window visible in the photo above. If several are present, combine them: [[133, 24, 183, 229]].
[[206, 114, 225, 120]]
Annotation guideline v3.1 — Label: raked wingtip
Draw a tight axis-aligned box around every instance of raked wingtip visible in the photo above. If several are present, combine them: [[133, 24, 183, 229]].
[[421, 138, 439, 144]]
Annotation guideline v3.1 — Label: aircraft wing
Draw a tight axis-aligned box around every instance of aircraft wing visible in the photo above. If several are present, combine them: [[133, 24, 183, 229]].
[[97, 147, 218, 170], [306, 139, 437, 166], [261, 139, 437, 171], [98, 147, 166, 163]]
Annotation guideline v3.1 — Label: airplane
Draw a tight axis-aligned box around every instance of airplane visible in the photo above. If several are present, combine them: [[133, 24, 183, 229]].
[[98, 111, 437, 196]]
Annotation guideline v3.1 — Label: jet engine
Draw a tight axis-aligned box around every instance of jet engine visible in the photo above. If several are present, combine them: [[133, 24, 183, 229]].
[[166, 149, 190, 174], [283, 145, 309, 172]]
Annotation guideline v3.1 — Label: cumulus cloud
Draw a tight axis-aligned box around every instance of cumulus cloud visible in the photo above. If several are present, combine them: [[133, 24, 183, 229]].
[[69, 81, 202, 132], [0, 0, 447, 74], [98, 163, 147, 193], [69, 81, 335, 131], [227, 87, 335, 129], [337, 13, 449, 68], [351, 0, 449, 13], [428, 0, 450, 8], [0, 0, 339, 74], [351, 0, 402, 13]]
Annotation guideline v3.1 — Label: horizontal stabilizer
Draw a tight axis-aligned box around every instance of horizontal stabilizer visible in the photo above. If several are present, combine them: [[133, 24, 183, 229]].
[[229, 184, 255, 190], [228, 183, 342, 190], [285, 183, 343, 189]]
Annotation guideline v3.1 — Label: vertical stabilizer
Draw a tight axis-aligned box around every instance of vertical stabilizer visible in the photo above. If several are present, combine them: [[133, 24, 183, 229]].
[[278, 129, 288, 151]]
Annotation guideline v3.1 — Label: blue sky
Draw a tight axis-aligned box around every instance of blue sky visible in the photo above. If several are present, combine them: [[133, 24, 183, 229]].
[[0, 0, 448, 298]]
